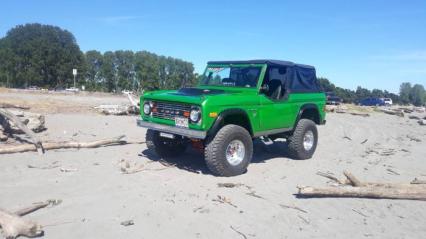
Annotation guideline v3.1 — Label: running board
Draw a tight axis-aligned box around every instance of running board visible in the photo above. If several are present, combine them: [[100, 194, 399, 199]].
[[260, 136, 274, 145]]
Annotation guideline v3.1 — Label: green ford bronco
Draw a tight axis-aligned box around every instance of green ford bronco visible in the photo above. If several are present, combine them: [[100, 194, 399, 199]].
[[137, 60, 326, 176]]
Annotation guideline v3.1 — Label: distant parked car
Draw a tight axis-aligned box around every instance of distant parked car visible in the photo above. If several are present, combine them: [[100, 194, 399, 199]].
[[27, 86, 39, 90], [359, 98, 385, 106], [326, 92, 342, 105], [65, 87, 80, 92], [381, 98, 393, 105]]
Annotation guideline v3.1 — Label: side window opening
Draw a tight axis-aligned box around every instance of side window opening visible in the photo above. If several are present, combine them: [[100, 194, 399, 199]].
[[263, 66, 287, 100]]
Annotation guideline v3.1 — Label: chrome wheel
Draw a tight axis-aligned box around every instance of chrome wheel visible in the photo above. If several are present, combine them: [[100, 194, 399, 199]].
[[226, 140, 245, 166], [303, 130, 314, 151]]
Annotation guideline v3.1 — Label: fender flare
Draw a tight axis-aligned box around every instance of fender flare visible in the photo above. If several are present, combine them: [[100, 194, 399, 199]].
[[294, 104, 321, 128], [207, 108, 253, 137]]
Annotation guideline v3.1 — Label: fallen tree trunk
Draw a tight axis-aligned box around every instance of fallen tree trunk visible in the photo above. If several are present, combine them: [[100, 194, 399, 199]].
[[408, 115, 421, 120], [0, 108, 44, 154], [297, 171, 426, 201], [0, 199, 61, 238], [298, 186, 426, 201], [0, 103, 30, 110], [5, 111, 46, 133], [95, 105, 132, 115], [349, 112, 370, 117], [411, 178, 426, 184], [0, 135, 135, 154], [377, 108, 404, 117], [0, 210, 43, 239]]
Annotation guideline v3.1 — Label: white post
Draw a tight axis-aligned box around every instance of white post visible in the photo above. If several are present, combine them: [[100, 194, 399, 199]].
[[72, 69, 77, 88]]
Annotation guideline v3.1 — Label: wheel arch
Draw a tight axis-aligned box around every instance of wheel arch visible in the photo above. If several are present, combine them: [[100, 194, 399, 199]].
[[295, 104, 321, 127], [207, 108, 253, 137]]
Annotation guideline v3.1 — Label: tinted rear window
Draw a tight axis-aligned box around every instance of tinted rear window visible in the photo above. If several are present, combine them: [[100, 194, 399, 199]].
[[288, 66, 320, 93]]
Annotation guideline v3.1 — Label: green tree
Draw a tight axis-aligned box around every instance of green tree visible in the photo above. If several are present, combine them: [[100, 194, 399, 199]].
[[101, 51, 116, 92], [84, 50, 103, 91], [115, 50, 135, 91], [399, 82, 412, 104], [317, 77, 336, 92], [410, 84, 425, 106], [0, 23, 85, 88]]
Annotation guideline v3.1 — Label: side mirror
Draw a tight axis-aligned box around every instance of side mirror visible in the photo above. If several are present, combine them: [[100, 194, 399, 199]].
[[260, 84, 269, 94]]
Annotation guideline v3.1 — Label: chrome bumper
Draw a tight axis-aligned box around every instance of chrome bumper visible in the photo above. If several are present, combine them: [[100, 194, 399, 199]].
[[137, 119, 206, 139]]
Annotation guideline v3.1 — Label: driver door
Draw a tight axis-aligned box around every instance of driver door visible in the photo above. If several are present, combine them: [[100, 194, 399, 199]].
[[258, 66, 293, 131]]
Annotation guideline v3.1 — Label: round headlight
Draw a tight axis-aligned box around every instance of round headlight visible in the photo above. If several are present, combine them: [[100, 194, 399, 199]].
[[143, 103, 151, 115], [190, 108, 201, 122]]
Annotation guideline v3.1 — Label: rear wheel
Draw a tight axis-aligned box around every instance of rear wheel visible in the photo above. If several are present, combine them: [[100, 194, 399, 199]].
[[287, 119, 318, 159], [205, 124, 253, 177], [146, 129, 187, 158]]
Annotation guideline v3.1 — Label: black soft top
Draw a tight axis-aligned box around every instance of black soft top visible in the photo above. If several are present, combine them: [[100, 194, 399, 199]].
[[207, 59, 321, 93], [207, 59, 315, 70]]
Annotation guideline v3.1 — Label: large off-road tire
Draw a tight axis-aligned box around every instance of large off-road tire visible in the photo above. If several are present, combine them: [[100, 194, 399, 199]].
[[146, 129, 187, 158], [287, 119, 318, 160], [205, 124, 253, 177]]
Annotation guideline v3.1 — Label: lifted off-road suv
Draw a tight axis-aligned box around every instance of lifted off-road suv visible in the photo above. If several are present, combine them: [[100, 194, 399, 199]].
[[137, 60, 326, 176]]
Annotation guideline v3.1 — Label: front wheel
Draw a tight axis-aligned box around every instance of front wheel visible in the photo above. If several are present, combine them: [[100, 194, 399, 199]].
[[287, 119, 318, 160], [146, 129, 187, 158], [204, 124, 253, 177]]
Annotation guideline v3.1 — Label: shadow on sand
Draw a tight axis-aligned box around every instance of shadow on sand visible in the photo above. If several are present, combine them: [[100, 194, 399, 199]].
[[140, 139, 294, 176]]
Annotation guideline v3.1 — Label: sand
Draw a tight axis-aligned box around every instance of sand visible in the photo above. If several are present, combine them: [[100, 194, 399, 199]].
[[1, 90, 426, 238]]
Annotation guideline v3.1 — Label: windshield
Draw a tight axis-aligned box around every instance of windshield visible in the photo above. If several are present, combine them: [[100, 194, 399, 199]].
[[201, 66, 261, 88]]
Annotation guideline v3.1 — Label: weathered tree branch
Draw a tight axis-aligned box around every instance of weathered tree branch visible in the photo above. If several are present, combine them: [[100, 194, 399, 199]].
[[298, 185, 426, 201], [343, 170, 363, 187], [124, 92, 140, 110], [0, 210, 43, 239], [0, 108, 44, 154], [298, 171, 426, 201], [0, 103, 30, 110], [0, 135, 135, 154], [411, 178, 426, 185]]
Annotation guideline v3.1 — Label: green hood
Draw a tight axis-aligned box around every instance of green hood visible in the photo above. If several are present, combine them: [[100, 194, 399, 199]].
[[142, 87, 258, 106]]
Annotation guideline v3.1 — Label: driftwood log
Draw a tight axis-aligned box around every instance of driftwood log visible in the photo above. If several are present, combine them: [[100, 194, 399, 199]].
[[95, 92, 139, 115], [0, 109, 44, 154], [298, 171, 426, 201], [95, 105, 135, 115], [124, 92, 140, 110], [377, 108, 404, 117], [3, 110, 45, 133], [408, 115, 421, 120], [0, 103, 30, 110], [411, 178, 426, 184], [349, 112, 370, 117], [0, 200, 60, 239], [0, 210, 42, 239], [0, 135, 143, 154], [298, 186, 426, 201]]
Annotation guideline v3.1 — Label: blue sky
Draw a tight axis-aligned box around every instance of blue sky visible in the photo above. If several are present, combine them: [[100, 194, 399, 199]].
[[1, 0, 426, 93]]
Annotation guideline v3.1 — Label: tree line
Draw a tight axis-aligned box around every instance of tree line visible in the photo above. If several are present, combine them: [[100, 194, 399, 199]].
[[0, 23, 196, 92], [0, 23, 424, 105], [318, 78, 426, 106]]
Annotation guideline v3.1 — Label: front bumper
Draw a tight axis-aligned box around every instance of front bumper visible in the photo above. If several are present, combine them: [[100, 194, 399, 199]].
[[137, 119, 207, 139]]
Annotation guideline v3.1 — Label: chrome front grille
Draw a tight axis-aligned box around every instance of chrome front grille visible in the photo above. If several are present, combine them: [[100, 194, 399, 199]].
[[152, 101, 191, 120]]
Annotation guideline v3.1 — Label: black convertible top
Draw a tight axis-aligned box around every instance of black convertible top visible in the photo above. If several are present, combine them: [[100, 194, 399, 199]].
[[207, 59, 320, 93], [207, 59, 315, 70]]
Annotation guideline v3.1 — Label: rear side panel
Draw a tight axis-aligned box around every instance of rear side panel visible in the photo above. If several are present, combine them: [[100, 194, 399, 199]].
[[286, 93, 326, 125]]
